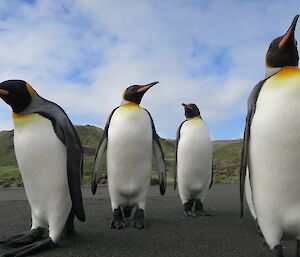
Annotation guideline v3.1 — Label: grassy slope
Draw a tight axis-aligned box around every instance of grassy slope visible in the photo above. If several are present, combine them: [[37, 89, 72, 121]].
[[0, 126, 242, 187], [75, 125, 103, 184], [213, 140, 242, 183]]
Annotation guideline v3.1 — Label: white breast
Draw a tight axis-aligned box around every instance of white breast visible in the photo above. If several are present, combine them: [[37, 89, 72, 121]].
[[107, 106, 153, 196], [13, 114, 71, 218], [250, 69, 300, 240], [177, 118, 212, 192]]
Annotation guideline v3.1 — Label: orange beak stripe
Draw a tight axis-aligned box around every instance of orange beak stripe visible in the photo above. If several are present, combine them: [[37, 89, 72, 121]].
[[137, 84, 154, 93], [279, 26, 293, 49], [136, 81, 159, 93], [279, 15, 299, 48]]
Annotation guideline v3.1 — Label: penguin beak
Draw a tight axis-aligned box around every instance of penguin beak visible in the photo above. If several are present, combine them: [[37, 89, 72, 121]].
[[137, 81, 159, 93], [0, 89, 9, 96], [279, 15, 299, 49]]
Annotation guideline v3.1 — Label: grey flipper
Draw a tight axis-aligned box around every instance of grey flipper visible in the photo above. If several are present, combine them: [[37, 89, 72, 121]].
[[240, 78, 269, 218], [91, 107, 118, 195], [20, 93, 85, 222], [145, 110, 167, 195], [174, 121, 185, 190]]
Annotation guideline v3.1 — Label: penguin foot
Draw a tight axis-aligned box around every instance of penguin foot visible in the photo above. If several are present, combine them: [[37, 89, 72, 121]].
[[3, 237, 55, 257], [111, 207, 126, 230], [123, 206, 132, 218], [194, 199, 213, 217], [0, 228, 44, 246], [195, 199, 203, 211], [183, 210, 197, 217], [183, 200, 195, 217], [111, 219, 127, 230], [133, 209, 145, 229], [273, 244, 284, 257], [0, 232, 26, 245]]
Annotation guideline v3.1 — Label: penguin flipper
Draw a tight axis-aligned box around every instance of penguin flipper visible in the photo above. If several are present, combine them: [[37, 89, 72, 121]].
[[91, 107, 118, 195], [240, 78, 268, 218], [153, 137, 167, 195], [174, 121, 185, 190], [91, 136, 107, 195], [145, 110, 166, 195], [21, 95, 86, 222], [63, 124, 86, 222]]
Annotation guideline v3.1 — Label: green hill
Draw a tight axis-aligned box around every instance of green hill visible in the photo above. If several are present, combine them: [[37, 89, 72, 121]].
[[0, 125, 242, 187], [213, 139, 242, 183]]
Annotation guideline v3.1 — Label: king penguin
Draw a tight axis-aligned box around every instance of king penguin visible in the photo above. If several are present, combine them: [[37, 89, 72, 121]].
[[174, 103, 213, 217], [240, 15, 300, 256], [0, 80, 85, 257], [92, 81, 166, 229]]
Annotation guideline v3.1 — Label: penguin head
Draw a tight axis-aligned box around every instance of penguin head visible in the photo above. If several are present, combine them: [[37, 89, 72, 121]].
[[0, 80, 34, 113], [266, 15, 299, 68], [122, 81, 159, 105], [182, 103, 201, 119]]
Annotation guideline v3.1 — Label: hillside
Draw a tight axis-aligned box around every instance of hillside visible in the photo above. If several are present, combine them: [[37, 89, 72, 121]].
[[0, 125, 242, 187], [213, 139, 242, 183]]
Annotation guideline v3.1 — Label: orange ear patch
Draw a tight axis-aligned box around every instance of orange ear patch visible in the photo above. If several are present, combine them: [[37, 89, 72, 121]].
[[26, 83, 35, 97], [122, 89, 126, 99]]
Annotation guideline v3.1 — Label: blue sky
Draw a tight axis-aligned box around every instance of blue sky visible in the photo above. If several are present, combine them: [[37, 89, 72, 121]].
[[0, 0, 299, 139]]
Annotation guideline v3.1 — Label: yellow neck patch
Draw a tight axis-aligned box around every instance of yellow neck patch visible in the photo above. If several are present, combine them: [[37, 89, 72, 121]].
[[274, 66, 299, 79], [119, 102, 142, 116], [122, 102, 139, 108], [187, 116, 202, 125], [188, 116, 201, 120], [12, 112, 40, 127]]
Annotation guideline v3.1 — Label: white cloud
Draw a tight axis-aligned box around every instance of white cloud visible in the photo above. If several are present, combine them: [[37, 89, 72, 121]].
[[0, 0, 299, 139]]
